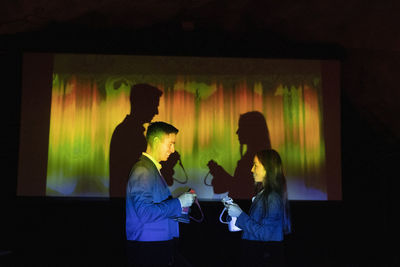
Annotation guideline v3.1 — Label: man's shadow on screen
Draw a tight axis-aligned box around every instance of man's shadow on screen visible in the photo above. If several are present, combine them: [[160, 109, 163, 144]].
[[207, 111, 271, 199], [108, 83, 162, 261], [109, 83, 162, 198], [160, 150, 189, 187]]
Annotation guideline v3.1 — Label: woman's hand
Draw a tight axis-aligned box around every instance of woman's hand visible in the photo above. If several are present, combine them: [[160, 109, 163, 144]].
[[227, 203, 243, 217]]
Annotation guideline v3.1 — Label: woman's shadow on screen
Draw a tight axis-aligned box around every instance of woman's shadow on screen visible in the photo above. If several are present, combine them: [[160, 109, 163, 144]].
[[207, 111, 271, 199]]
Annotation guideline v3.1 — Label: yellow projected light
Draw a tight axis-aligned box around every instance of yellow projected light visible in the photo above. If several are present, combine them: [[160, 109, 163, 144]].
[[46, 55, 327, 199]]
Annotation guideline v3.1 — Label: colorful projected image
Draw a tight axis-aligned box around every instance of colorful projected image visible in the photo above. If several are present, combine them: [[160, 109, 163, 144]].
[[46, 54, 327, 200]]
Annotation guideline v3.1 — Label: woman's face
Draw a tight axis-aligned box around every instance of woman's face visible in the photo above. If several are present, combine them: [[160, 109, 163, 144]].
[[251, 156, 266, 183]]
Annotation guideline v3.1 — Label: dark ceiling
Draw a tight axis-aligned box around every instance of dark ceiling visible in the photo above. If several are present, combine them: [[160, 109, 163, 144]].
[[1, 0, 399, 51], [1, 0, 400, 140]]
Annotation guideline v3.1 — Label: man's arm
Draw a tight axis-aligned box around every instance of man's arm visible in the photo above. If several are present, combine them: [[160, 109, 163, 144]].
[[127, 166, 181, 223]]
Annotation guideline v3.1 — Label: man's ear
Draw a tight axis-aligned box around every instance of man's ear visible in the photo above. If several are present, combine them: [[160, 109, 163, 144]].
[[153, 136, 160, 145]]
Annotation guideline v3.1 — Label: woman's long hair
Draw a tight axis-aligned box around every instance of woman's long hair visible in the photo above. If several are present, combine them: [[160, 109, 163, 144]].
[[254, 149, 291, 234]]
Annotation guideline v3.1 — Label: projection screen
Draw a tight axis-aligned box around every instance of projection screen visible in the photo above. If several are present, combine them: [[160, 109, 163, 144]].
[[17, 53, 341, 200]]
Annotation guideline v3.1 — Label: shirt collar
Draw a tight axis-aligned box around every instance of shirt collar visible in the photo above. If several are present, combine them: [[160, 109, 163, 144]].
[[142, 152, 162, 172]]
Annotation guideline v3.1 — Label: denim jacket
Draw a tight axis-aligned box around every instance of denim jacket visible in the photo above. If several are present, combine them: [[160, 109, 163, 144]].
[[236, 191, 290, 241]]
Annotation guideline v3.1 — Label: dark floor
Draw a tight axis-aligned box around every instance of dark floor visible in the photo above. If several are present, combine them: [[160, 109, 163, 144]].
[[0, 198, 397, 267]]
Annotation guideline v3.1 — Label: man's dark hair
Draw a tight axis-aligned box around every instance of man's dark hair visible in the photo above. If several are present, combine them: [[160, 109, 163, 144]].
[[146, 121, 179, 147]]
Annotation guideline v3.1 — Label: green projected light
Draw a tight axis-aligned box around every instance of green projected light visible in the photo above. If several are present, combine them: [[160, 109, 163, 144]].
[[46, 54, 327, 200]]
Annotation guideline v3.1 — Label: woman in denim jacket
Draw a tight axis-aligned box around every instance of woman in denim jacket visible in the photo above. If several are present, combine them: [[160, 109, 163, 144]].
[[227, 149, 292, 266]]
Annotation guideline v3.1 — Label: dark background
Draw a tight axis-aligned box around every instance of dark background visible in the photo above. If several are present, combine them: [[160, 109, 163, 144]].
[[1, 1, 399, 266]]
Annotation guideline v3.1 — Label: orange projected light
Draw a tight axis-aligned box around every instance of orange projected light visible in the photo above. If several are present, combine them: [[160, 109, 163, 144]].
[[46, 54, 327, 200]]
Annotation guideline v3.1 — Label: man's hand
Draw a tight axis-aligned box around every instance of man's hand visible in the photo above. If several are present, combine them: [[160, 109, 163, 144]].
[[207, 160, 220, 175], [178, 192, 196, 208]]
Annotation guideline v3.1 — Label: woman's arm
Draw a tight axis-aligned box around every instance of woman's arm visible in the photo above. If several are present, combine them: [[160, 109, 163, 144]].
[[235, 194, 283, 240]]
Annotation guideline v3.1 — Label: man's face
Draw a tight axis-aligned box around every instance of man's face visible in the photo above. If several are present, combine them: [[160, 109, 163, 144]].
[[155, 133, 176, 162]]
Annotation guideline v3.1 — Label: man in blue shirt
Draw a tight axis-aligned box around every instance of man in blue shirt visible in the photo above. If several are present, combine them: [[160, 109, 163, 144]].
[[126, 121, 196, 266]]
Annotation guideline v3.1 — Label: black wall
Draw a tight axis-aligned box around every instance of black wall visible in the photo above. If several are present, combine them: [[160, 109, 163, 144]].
[[1, 24, 398, 266]]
